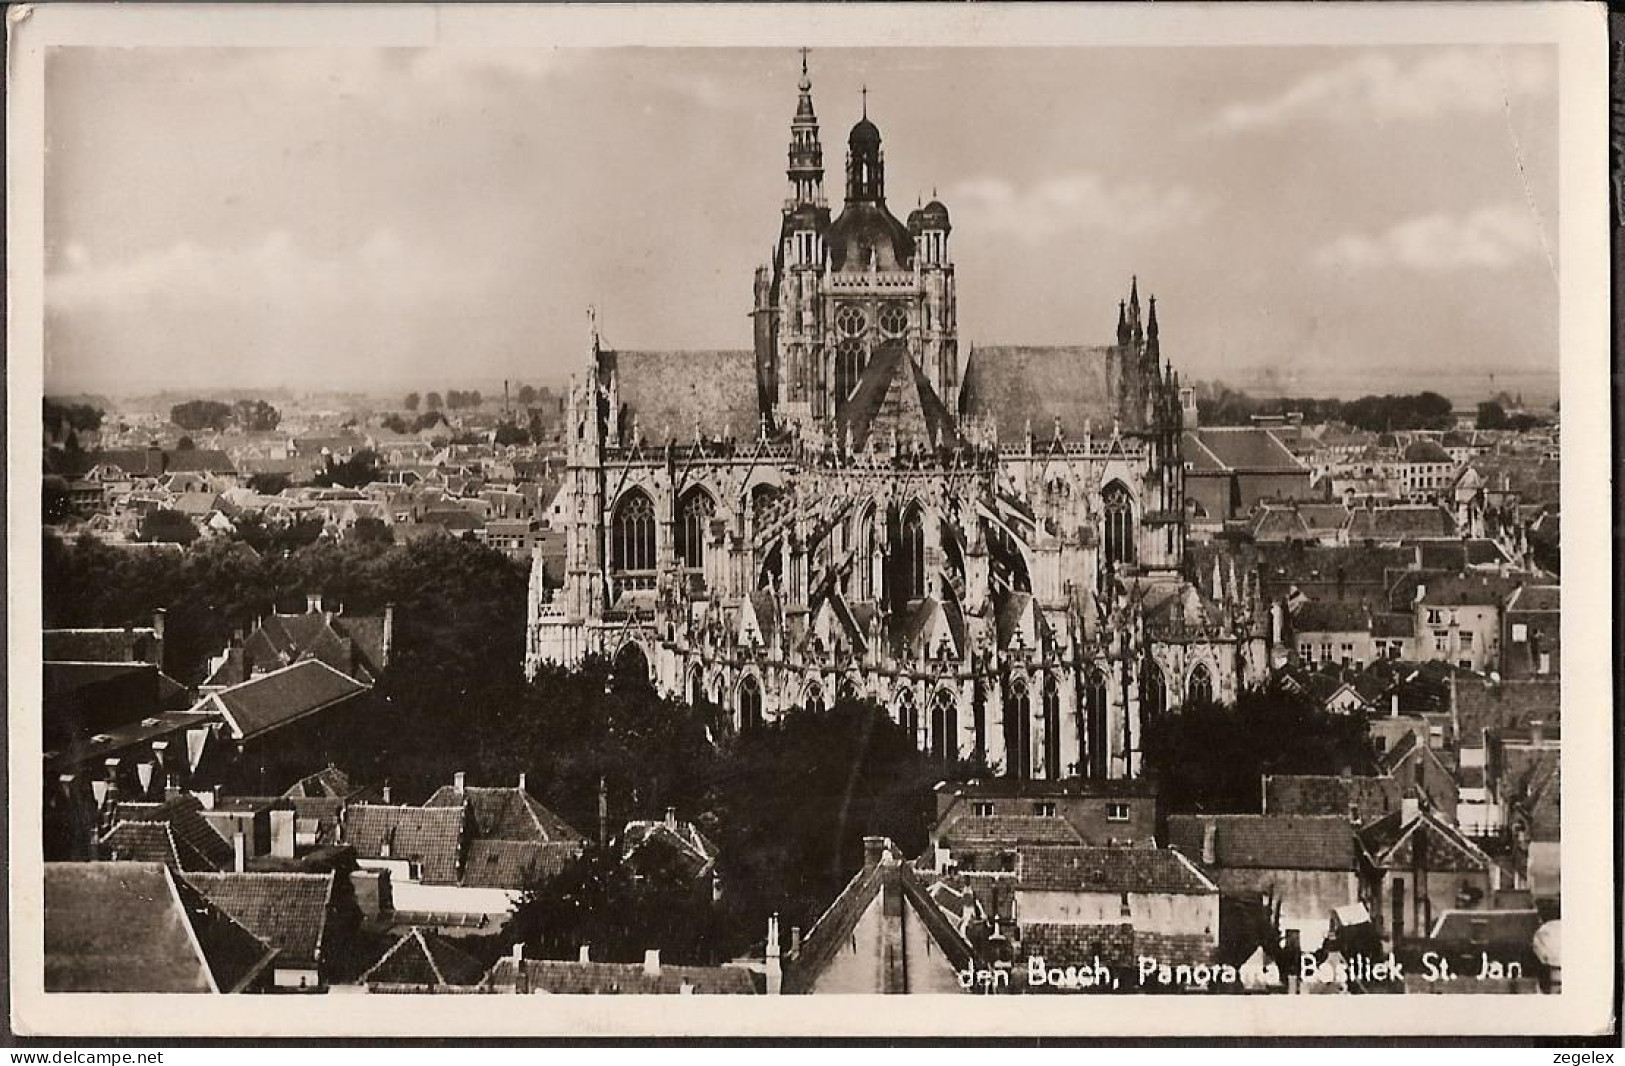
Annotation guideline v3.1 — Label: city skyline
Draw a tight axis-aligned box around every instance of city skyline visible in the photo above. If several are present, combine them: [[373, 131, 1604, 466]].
[[44, 44, 1558, 395]]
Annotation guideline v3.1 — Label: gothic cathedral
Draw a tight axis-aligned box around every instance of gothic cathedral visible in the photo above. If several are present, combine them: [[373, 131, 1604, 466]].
[[527, 55, 1270, 780]]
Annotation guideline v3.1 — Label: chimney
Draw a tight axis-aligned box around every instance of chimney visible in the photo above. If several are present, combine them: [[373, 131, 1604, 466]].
[[790, 926, 802, 956], [270, 807, 296, 859], [664, 806, 678, 830], [381, 783, 392, 804], [517, 772, 527, 795], [1401, 796, 1420, 825], [1201, 821, 1218, 866], [454, 771, 466, 796], [642, 949, 661, 978], [1528, 719, 1544, 746], [151, 607, 166, 645], [679, 980, 695, 995], [511, 942, 525, 963], [764, 914, 782, 995], [381, 604, 395, 668], [578, 944, 591, 964], [233, 831, 247, 873], [1390, 692, 1400, 718], [306, 592, 322, 614], [863, 835, 887, 870]]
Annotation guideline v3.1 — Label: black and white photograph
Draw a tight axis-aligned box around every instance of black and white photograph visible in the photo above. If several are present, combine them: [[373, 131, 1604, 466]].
[[7, 1, 1614, 1042]]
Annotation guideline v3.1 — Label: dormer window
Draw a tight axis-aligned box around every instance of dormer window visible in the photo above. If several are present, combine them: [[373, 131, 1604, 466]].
[[1032, 802, 1057, 818], [1105, 803, 1131, 822], [972, 801, 995, 818]]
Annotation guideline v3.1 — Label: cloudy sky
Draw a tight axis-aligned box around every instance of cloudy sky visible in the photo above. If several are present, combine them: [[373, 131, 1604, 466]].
[[43, 45, 1558, 397]]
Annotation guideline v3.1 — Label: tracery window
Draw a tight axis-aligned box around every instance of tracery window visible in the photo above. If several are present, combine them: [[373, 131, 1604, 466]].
[[1006, 678, 1031, 779], [1103, 481, 1136, 568], [878, 304, 909, 338], [1187, 663, 1214, 707], [1041, 674, 1062, 780], [1142, 660, 1167, 720], [675, 490, 715, 570], [835, 305, 868, 337], [899, 507, 926, 601], [931, 689, 958, 763], [836, 338, 865, 401], [897, 689, 920, 745], [738, 675, 763, 731], [612, 489, 656, 574], [1084, 668, 1109, 779]]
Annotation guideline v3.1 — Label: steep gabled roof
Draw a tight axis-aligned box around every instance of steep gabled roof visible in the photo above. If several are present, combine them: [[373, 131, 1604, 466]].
[[961, 346, 1131, 440], [201, 660, 369, 742], [362, 927, 486, 988], [104, 794, 235, 872], [461, 840, 582, 889], [424, 785, 582, 843], [46, 862, 276, 993], [1166, 814, 1356, 871], [181, 871, 335, 971], [341, 803, 466, 885]]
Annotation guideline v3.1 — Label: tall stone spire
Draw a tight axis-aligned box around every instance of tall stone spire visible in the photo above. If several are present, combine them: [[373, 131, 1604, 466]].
[[787, 48, 824, 206], [1145, 295, 1159, 362], [1128, 276, 1143, 347], [1116, 299, 1130, 348]]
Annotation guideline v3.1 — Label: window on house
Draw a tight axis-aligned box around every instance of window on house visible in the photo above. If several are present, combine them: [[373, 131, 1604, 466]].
[[1426, 609, 1442, 625], [1119, 892, 1133, 918], [1459, 631, 1473, 648], [1105, 803, 1131, 822], [1433, 633, 1448, 654], [1299, 642, 1313, 662], [972, 801, 995, 817], [1032, 802, 1057, 818], [1320, 642, 1333, 661], [1512, 623, 1528, 643], [1373, 735, 1388, 753]]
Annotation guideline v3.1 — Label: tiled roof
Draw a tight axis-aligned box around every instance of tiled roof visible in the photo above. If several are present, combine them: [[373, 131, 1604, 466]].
[[46, 862, 275, 993], [1505, 585, 1560, 612], [283, 764, 365, 801], [1428, 909, 1543, 947], [1291, 599, 1369, 634], [203, 660, 369, 742], [424, 785, 582, 843], [1402, 440, 1453, 464], [44, 627, 160, 664], [100, 821, 182, 868], [1019, 921, 1214, 972], [362, 927, 487, 987], [1453, 679, 1559, 747], [341, 803, 466, 885], [1184, 428, 1307, 473], [960, 346, 1129, 441], [599, 349, 761, 442], [483, 956, 757, 995], [1347, 506, 1456, 541], [940, 815, 1083, 848], [166, 449, 237, 474], [1016, 846, 1216, 895], [1358, 809, 1492, 872], [181, 872, 334, 970], [621, 820, 718, 880], [1261, 775, 1401, 823], [105, 795, 235, 872], [461, 840, 581, 889], [1165, 814, 1356, 871]]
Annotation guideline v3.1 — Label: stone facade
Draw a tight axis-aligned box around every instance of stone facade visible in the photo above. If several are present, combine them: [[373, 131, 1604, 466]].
[[526, 55, 1270, 780]]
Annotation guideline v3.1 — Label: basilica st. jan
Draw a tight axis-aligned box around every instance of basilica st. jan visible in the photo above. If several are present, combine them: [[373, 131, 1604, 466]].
[[526, 55, 1272, 780]]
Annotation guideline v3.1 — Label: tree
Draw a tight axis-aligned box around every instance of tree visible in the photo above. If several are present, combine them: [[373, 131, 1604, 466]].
[[425, 392, 443, 412], [381, 414, 409, 435], [494, 423, 531, 447], [44, 399, 104, 437], [139, 508, 199, 545], [349, 517, 394, 546], [247, 472, 292, 496], [170, 400, 232, 432], [404, 392, 421, 413], [176, 436, 196, 451], [231, 398, 282, 432], [42, 475, 73, 524], [413, 411, 447, 432], [313, 450, 383, 490], [1476, 401, 1508, 430], [1141, 684, 1379, 814], [517, 384, 538, 406]]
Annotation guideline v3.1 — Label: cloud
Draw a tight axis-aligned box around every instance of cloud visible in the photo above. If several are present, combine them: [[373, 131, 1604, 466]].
[[1208, 47, 1554, 135], [1313, 203, 1546, 273], [945, 174, 1202, 245], [46, 228, 489, 316]]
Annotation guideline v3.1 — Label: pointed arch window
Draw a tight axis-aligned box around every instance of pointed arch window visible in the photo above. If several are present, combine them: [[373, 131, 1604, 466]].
[[1084, 668, 1110, 779], [738, 675, 763, 731], [931, 690, 958, 763], [612, 489, 656, 575], [1142, 660, 1167, 720], [1041, 675, 1062, 780], [1006, 678, 1032, 780], [1187, 663, 1214, 707], [836, 338, 865, 401], [1103, 482, 1136, 568], [854, 506, 876, 600], [804, 682, 825, 716], [675, 489, 715, 570], [900, 507, 927, 602], [896, 689, 920, 746]]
